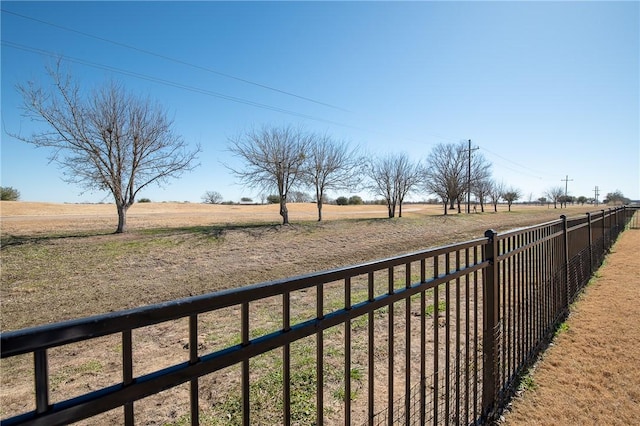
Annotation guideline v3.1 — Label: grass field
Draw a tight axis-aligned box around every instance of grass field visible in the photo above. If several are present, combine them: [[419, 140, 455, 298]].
[[0, 201, 609, 424], [0, 201, 598, 331]]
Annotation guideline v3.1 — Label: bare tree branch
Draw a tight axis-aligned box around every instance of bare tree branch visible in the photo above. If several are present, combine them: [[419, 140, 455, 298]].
[[11, 63, 200, 233], [226, 124, 310, 224]]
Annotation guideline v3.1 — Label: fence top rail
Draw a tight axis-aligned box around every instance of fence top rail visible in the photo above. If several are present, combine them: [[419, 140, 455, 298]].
[[497, 206, 629, 240], [497, 218, 563, 239], [1, 235, 488, 358]]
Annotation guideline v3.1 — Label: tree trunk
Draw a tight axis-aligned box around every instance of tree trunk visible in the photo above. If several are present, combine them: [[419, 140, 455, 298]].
[[280, 200, 289, 225], [316, 189, 323, 222], [398, 201, 403, 218], [115, 203, 128, 233], [443, 201, 448, 215], [387, 200, 395, 218]]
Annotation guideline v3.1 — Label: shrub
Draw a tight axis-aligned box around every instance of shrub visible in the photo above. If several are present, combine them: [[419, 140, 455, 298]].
[[335, 196, 348, 206], [266, 194, 280, 204], [348, 195, 363, 205], [138, 198, 151, 203], [0, 186, 20, 201]]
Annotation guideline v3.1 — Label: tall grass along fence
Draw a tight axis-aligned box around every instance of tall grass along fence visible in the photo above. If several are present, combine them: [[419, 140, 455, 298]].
[[1, 206, 637, 426]]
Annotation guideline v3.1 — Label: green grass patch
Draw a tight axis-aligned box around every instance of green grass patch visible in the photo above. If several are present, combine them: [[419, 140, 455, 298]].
[[425, 300, 447, 317], [50, 360, 103, 391], [517, 372, 537, 392], [555, 321, 570, 336]]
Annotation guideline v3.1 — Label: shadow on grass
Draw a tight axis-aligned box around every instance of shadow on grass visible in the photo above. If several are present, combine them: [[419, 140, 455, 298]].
[[0, 216, 400, 249], [0, 231, 115, 249], [138, 222, 284, 239]]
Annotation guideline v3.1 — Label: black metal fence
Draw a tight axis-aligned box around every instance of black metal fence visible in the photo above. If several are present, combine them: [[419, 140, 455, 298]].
[[1, 206, 637, 425]]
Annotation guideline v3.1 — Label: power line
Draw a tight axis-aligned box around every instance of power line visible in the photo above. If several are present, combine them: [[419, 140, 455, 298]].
[[3, 9, 574, 181], [2, 40, 356, 128], [1, 8, 350, 112], [479, 145, 550, 177]]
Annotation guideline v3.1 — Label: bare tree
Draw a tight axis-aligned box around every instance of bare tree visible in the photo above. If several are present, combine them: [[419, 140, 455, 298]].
[[12, 64, 200, 233], [393, 153, 422, 217], [472, 178, 492, 212], [202, 190, 223, 204], [545, 186, 564, 209], [366, 154, 397, 218], [423, 143, 466, 215], [467, 150, 492, 213], [301, 133, 363, 221], [604, 190, 629, 205], [502, 187, 522, 212], [366, 153, 421, 218], [227, 125, 310, 225], [289, 191, 312, 203], [488, 180, 505, 212]]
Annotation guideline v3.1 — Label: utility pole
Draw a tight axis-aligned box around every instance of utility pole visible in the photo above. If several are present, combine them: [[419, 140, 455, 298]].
[[593, 186, 599, 206], [561, 175, 573, 208], [466, 139, 480, 213]]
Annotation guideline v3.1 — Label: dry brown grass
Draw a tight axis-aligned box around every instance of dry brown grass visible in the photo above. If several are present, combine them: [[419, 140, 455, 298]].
[[0, 201, 612, 424], [503, 229, 640, 425], [1, 201, 596, 331]]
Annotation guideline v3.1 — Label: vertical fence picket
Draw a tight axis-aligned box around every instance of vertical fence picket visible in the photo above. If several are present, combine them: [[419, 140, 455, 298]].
[[122, 330, 133, 426], [344, 278, 352, 426], [433, 255, 440, 426], [189, 315, 199, 426], [445, 253, 451, 425], [387, 267, 394, 426], [368, 271, 375, 426], [241, 302, 250, 426], [316, 284, 324, 426], [420, 258, 427, 426], [34, 349, 49, 415], [405, 263, 411, 424], [283, 292, 291, 426]]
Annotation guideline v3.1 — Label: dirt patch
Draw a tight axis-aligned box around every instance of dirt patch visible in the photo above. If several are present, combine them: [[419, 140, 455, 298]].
[[503, 229, 640, 425]]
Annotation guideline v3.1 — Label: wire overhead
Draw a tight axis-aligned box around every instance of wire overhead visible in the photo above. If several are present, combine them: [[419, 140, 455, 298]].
[[3, 8, 556, 184], [2, 41, 353, 127], [1, 8, 350, 112]]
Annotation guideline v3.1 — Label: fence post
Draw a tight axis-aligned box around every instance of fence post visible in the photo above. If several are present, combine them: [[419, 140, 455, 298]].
[[560, 215, 570, 308], [482, 229, 500, 421], [601, 209, 606, 253], [587, 212, 593, 275]]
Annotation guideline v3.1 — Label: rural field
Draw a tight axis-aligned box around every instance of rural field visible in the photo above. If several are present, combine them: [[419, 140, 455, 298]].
[[0, 201, 600, 330], [0, 201, 626, 424]]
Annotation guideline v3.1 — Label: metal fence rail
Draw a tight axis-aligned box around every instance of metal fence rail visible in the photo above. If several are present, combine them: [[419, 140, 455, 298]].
[[1, 206, 637, 425]]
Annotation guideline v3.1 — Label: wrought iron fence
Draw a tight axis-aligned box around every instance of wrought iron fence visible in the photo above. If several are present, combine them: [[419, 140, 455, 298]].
[[1, 206, 637, 425]]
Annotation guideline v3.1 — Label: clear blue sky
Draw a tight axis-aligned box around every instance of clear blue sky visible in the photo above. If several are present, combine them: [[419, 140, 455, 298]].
[[2, 1, 638, 204]]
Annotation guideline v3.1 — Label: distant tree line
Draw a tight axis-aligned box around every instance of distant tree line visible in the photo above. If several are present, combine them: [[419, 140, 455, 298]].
[[221, 124, 634, 224], [9, 65, 631, 232], [224, 126, 529, 224]]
